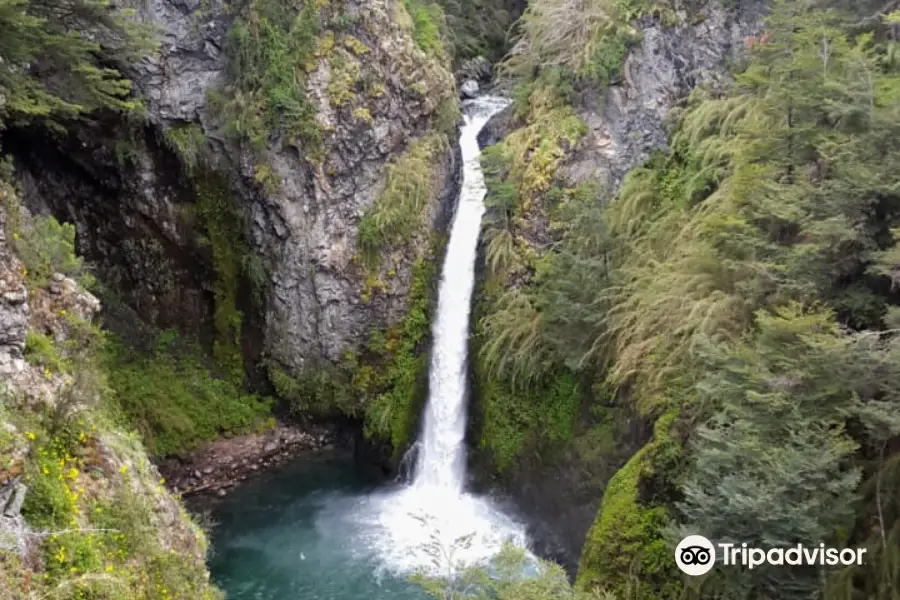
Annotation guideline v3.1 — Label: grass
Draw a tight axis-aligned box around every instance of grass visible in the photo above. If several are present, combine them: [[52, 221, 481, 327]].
[[102, 330, 272, 458], [357, 133, 449, 266], [210, 0, 322, 156], [25, 331, 69, 374]]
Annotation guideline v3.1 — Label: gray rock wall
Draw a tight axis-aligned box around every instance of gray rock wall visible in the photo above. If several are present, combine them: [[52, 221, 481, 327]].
[[563, 0, 769, 191], [13, 0, 460, 382]]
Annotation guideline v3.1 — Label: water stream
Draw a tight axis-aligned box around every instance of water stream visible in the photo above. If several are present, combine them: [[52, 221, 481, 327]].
[[209, 96, 528, 599]]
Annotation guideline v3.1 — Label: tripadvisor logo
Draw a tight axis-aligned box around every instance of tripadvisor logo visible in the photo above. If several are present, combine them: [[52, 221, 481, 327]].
[[676, 535, 716, 576], [675, 535, 868, 576]]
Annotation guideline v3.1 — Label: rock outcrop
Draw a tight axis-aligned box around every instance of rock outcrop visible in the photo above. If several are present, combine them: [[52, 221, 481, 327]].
[[158, 423, 343, 497], [10, 0, 460, 394], [0, 204, 27, 377], [563, 0, 769, 191], [0, 198, 217, 593]]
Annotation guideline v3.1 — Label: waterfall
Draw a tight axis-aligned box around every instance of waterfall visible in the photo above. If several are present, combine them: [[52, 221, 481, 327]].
[[412, 95, 510, 493], [349, 96, 530, 575]]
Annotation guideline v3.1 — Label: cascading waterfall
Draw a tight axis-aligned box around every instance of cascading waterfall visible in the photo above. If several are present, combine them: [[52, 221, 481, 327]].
[[349, 95, 530, 575], [412, 95, 510, 494]]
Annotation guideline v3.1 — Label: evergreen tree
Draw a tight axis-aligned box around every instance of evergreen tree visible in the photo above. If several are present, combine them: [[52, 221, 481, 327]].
[[678, 304, 900, 599], [0, 0, 149, 131]]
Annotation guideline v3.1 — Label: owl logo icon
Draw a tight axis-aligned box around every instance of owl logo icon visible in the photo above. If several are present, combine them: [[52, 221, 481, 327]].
[[676, 535, 716, 576]]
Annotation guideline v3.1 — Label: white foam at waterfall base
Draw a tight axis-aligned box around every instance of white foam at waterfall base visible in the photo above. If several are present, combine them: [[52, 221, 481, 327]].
[[343, 96, 531, 576]]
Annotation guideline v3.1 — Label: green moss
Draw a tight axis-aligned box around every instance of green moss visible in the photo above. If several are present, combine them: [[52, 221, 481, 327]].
[[194, 173, 250, 384], [360, 271, 387, 304], [327, 48, 362, 107], [434, 94, 461, 137], [362, 254, 438, 454], [102, 330, 273, 458], [165, 123, 206, 174], [342, 34, 369, 56], [576, 409, 684, 599], [352, 106, 374, 126]]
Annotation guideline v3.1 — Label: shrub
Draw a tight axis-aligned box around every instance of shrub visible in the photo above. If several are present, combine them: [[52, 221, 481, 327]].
[[360, 133, 449, 259], [8, 212, 95, 290], [403, 0, 451, 62], [165, 123, 207, 173], [211, 0, 322, 156], [20, 444, 78, 530], [25, 331, 68, 374]]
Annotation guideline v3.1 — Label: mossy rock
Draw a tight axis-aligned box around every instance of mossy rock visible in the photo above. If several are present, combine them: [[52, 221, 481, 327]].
[[576, 409, 684, 598]]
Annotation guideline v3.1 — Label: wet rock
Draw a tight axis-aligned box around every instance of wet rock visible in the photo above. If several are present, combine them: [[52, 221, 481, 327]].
[[457, 56, 492, 84], [202, 466, 214, 475], [460, 79, 480, 99], [477, 104, 516, 149], [263, 441, 278, 454]]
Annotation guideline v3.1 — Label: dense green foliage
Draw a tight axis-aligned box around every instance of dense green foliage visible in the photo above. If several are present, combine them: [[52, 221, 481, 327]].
[[0, 0, 150, 131], [208, 0, 322, 155], [471, 73, 593, 470], [473, 1, 900, 598], [6, 209, 95, 290], [432, 0, 518, 63], [1, 193, 219, 598], [678, 305, 900, 598], [102, 330, 272, 458], [404, 0, 452, 62]]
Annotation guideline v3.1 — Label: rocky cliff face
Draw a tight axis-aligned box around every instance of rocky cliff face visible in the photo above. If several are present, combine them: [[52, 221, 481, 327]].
[[10, 0, 459, 394], [0, 198, 217, 596], [563, 0, 769, 192]]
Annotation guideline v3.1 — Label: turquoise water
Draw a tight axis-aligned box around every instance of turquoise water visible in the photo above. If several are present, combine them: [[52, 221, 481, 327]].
[[207, 454, 431, 600]]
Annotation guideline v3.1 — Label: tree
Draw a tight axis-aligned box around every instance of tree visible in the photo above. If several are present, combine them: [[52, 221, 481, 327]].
[[678, 304, 900, 599], [0, 0, 149, 131]]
